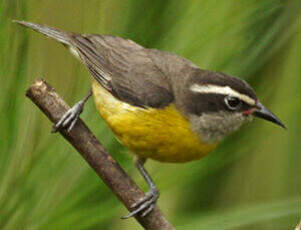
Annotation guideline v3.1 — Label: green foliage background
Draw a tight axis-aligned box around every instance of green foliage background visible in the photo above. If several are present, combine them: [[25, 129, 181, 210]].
[[1, 0, 300, 229]]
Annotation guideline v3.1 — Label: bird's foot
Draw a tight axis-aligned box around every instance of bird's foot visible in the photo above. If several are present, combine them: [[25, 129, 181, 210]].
[[52, 101, 84, 133], [52, 90, 92, 133], [122, 188, 159, 219]]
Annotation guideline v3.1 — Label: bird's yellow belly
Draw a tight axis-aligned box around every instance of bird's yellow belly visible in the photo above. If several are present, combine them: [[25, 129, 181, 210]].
[[92, 81, 217, 163]]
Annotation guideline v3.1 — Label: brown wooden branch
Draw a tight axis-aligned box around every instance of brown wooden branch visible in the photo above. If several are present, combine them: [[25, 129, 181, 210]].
[[26, 79, 175, 230]]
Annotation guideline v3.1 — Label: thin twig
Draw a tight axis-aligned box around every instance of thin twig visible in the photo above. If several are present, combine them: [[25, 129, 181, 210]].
[[26, 78, 175, 230]]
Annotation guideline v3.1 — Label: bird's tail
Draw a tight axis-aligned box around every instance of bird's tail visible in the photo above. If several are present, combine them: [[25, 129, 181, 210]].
[[13, 20, 71, 46]]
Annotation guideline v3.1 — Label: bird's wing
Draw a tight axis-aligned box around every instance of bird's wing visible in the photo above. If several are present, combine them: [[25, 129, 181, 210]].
[[14, 21, 176, 108], [71, 34, 174, 108]]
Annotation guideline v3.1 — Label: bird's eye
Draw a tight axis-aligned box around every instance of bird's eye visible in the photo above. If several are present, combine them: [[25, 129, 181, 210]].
[[224, 96, 241, 110]]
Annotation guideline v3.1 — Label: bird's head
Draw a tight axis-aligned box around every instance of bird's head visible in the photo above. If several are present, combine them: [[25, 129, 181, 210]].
[[183, 70, 286, 143]]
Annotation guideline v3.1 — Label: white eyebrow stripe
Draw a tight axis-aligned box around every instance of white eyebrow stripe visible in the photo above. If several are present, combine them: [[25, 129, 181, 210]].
[[190, 84, 256, 105]]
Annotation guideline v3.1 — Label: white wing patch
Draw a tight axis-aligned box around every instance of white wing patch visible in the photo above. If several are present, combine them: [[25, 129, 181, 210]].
[[190, 84, 256, 106], [69, 46, 81, 60]]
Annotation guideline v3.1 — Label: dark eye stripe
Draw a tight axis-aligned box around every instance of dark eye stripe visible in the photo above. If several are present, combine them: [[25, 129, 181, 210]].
[[186, 93, 252, 115]]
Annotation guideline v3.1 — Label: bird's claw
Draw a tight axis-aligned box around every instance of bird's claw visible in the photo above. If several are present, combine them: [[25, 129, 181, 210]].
[[122, 189, 159, 219], [52, 101, 84, 133]]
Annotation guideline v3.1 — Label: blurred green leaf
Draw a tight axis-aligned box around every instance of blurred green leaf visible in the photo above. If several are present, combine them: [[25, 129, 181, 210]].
[[0, 0, 300, 229], [179, 197, 301, 230]]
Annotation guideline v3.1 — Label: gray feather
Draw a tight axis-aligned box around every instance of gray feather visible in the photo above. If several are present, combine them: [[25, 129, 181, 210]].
[[13, 20, 71, 45]]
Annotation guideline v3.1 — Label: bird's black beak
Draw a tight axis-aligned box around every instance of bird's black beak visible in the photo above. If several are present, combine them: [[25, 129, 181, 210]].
[[253, 102, 286, 129]]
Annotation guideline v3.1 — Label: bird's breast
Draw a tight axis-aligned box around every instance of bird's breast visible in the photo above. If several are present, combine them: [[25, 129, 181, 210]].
[[92, 81, 217, 162]]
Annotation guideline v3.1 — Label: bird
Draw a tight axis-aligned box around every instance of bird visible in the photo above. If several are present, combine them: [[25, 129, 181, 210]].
[[14, 20, 286, 218]]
